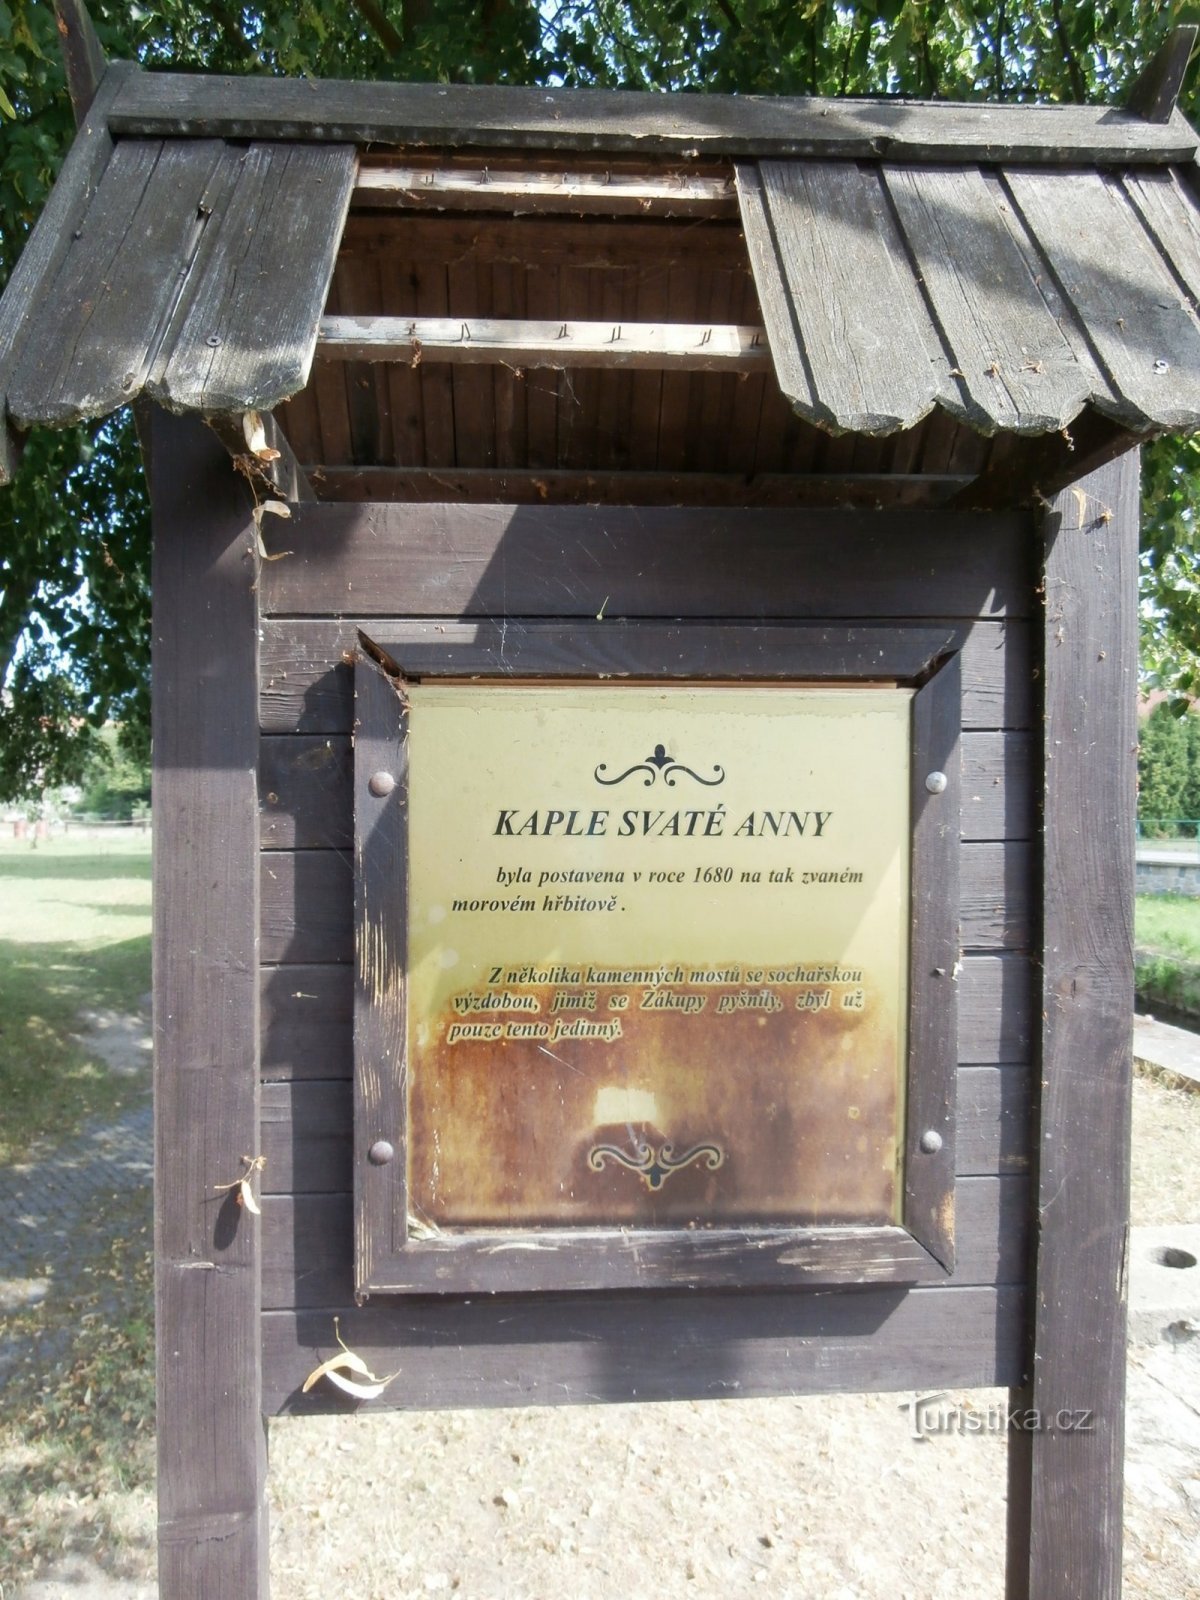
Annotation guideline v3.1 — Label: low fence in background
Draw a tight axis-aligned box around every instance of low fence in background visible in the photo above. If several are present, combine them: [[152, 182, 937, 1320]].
[[1137, 821, 1200, 895]]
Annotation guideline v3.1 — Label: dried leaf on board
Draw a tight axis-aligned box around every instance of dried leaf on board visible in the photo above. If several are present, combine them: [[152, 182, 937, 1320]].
[[242, 410, 283, 462], [252, 500, 293, 561], [302, 1319, 397, 1400]]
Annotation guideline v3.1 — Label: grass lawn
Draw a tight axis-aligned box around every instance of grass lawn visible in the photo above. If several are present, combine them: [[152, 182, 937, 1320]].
[[1135, 893, 1200, 963], [0, 831, 156, 1588], [0, 832, 152, 1163]]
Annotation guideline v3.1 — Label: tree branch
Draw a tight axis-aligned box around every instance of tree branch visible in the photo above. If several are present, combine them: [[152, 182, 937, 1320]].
[[1050, 0, 1087, 103], [351, 0, 405, 57]]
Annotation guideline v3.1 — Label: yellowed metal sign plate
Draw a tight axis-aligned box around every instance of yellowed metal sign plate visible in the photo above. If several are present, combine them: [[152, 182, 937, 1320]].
[[406, 684, 912, 1230]]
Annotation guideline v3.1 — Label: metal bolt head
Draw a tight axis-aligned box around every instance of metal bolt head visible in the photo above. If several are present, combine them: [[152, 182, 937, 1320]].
[[925, 771, 948, 795], [368, 770, 396, 798], [368, 1140, 395, 1166], [919, 1129, 944, 1155]]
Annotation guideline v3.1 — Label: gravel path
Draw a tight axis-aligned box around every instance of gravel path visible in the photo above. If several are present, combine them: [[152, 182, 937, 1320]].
[[0, 1011, 150, 1388], [5, 1030, 1199, 1599]]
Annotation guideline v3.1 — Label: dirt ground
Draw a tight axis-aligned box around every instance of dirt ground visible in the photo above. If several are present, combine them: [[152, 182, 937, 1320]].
[[10, 1056, 1200, 1599]]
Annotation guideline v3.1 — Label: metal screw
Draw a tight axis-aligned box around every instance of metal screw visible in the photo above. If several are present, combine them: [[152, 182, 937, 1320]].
[[368, 1140, 395, 1166], [920, 1129, 943, 1154], [205, 334, 222, 347], [925, 771, 948, 794], [368, 770, 395, 798]]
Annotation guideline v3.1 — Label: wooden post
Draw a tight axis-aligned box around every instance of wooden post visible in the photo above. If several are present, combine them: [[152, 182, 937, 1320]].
[[1008, 452, 1138, 1599], [151, 410, 268, 1597]]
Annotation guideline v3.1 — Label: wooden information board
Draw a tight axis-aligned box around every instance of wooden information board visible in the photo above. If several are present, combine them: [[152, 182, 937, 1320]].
[[406, 683, 912, 1229], [354, 632, 962, 1296]]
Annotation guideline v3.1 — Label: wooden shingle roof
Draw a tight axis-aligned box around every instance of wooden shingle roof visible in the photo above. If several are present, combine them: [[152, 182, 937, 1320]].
[[5, 54, 1200, 491]]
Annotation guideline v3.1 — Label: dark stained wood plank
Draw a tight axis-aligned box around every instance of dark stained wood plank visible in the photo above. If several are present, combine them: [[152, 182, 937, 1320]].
[[627, 257, 668, 471], [149, 411, 267, 1596], [379, 256, 427, 467], [1127, 25, 1198, 122], [490, 259, 528, 470], [260, 734, 353, 849], [0, 61, 130, 481], [53, 0, 107, 125], [959, 841, 1032, 950], [264, 1284, 1026, 1414], [1014, 454, 1139, 1600], [262, 1080, 353, 1193], [110, 72, 1197, 163], [962, 732, 1034, 840], [150, 142, 356, 414], [728, 270, 769, 471], [957, 1066, 1032, 1177], [261, 949, 1032, 1081], [308, 272, 356, 468], [413, 254, 456, 469], [261, 851, 352, 963], [905, 654, 961, 1269], [258, 503, 1032, 619], [352, 653, 409, 1298], [304, 466, 969, 507], [334, 252, 390, 465], [258, 839, 1027, 965], [756, 162, 956, 433], [261, 1063, 1032, 1194], [883, 165, 1094, 434], [1005, 167, 1200, 430], [260, 729, 1032, 852], [555, 263, 597, 468], [952, 411, 1143, 511], [259, 618, 1035, 735], [523, 260, 560, 470], [275, 388, 324, 468], [447, 251, 495, 467], [918, 407, 962, 475], [265, 1173, 1029, 1306], [963, 953, 1033, 1066], [262, 963, 353, 1080], [685, 268, 741, 473], [343, 215, 752, 273]]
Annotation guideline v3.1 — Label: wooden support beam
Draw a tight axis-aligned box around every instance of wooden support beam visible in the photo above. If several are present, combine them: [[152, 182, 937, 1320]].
[[304, 465, 969, 508], [109, 72, 1200, 164], [354, 164, 738, 216], [1128, 25, 1197, 124], [317, 315, 770, 371], [1005, 453, 1138, 1600], [949, 411, 1146, 510], [52, 0, 106, 126], [150, 410, 268, 1599]]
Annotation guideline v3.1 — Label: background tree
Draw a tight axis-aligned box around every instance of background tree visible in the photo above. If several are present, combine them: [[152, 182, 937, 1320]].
[[2, 0, 1198, 797], [1138, 704, 1193, 834]]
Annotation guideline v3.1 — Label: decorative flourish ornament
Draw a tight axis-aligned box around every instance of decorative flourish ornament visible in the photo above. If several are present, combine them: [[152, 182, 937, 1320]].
[[594, 742, 725, 788], [588, 1139, 725, 1191]]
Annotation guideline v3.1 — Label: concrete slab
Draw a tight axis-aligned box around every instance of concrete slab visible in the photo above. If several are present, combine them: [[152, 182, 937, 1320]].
[[1133, 1012, 1200, 1092], [1128, 1223, 1200, 1346]]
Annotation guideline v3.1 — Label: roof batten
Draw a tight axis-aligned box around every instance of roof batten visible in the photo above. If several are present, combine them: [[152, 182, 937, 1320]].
[[317, 314, 771, 371], [107, 72, 1200, 165]]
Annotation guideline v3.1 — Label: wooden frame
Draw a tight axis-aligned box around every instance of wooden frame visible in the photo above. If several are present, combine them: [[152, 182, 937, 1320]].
[[1004, 454, 1138, 1600], [150, 411, 267, 1594], [353, 624, 961, 1296]]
